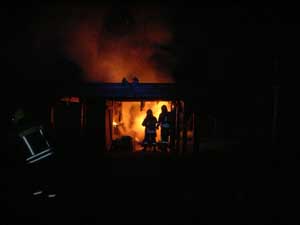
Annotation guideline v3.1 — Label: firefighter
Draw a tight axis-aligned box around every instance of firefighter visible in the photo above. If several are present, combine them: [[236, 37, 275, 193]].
[[156, 105, 172, 152], [9, 106, 56, 199], [142, 109, 158, 151]]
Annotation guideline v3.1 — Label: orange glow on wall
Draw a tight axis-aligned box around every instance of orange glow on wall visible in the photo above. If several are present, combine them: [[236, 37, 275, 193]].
[[60, 96, 80, 103]]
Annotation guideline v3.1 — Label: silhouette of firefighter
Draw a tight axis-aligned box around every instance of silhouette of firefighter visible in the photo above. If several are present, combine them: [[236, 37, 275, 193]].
[[157, 105, 172, 152], [142, 109, 158, 151], [9, 106, 56, 199]]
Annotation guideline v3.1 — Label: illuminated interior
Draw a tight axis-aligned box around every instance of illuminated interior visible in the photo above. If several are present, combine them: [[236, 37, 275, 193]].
[[107, 100, 172, 151]]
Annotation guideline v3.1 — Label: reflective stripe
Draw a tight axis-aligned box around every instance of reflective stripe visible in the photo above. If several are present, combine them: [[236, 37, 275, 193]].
[[48, 194, 56, 198], [22, 136, 35, 155], [162, 123, 170, 128], [39, 129, 50, 146], [27, 152, 53, 164], [143, 141, 157, 145], [18, 126, 41, 137], [146, 130, 156, 134], [33, 190, 43, 195], [26, 148, 52, 161], [161, 141, 168, 144]]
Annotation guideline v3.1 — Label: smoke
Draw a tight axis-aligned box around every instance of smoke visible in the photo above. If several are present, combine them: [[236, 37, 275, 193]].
[[34, 2, 176, 83]]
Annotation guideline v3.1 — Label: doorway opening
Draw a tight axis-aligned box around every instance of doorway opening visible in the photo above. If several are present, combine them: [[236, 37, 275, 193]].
[[105, 100, 176, 152]]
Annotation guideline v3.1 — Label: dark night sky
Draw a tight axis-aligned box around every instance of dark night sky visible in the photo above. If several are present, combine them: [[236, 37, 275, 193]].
[[2, 1, 291, 106]]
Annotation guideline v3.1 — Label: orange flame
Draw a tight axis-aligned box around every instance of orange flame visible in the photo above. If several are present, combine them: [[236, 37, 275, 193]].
[[32, 3, 175, 83], [112, 101, 171, 151], [63, 3, 175, 83]]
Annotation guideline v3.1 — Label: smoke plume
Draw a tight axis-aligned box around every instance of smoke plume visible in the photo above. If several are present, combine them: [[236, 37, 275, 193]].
[[33, 2, 176, 83]]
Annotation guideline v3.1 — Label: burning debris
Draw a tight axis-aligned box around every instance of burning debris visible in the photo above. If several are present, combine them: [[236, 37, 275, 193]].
[[110, 101, 172, 151]]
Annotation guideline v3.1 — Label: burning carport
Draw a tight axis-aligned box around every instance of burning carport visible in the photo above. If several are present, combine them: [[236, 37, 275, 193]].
[[50, 81, 200, 153]]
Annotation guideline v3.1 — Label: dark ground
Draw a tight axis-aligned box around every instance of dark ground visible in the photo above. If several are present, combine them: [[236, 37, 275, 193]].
[[1, 141, 293, 225]]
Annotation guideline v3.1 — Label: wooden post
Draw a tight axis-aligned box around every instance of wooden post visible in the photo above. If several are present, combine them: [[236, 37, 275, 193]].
[[182, 104, 188, 153], [193, 113, 200, 153], [272, 85, 279, 144], [175, 100, 181, 153]]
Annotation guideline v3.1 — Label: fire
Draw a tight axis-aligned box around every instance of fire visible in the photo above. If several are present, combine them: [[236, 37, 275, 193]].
[[32, 2, 175, 83], [112, 101, 171, 151], [65, 5, 175, 83]]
